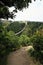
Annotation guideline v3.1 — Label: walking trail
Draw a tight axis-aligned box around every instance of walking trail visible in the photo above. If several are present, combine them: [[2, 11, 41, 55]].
[[7, 46, 37, 65]]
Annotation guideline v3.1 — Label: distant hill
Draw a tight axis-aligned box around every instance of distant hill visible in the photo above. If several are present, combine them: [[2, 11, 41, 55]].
[[22, 22, 43, 36], [0, 20, 43, 36], [6, 22, 25, 33]]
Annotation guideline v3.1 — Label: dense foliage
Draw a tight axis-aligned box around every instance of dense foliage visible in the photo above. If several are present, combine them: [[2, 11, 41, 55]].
[[0, 21, 43, 65], [29, 30, 43, 64], [6, 22, 25, 33], [0, 21, 20, 65], [19, 35, 30, 46], [22, 22, 43, 37]]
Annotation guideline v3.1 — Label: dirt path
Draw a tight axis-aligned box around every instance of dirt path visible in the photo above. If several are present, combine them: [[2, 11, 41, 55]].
[[7, 46, 36, 65]]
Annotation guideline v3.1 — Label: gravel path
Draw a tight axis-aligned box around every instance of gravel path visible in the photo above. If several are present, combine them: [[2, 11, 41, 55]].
[[7, 46, 36, 65]]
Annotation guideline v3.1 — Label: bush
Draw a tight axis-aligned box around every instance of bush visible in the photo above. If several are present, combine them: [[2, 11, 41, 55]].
[[0, 26, 11, 65], [6, 31, 20, 51], [31, 31, 43, 64], [0, 27, 20, 65], [19, 35, 31, 46]]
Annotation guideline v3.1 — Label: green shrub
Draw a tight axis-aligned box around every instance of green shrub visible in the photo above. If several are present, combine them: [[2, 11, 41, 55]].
[[30, 32, 43, 64], [0, 27, 20, 65], [6, 31, 20, 51], [19, 35, 31, 46]]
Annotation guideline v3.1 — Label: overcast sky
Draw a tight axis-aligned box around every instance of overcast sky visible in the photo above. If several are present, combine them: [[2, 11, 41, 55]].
[[9, 0, 43, 22]]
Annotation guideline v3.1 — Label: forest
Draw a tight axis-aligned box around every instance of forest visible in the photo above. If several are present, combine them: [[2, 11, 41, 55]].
[[0, 20, 43, 65]]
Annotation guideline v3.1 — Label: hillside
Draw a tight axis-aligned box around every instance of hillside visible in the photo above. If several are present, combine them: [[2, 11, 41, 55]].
[[6, 22, 25, 33], [0, 21, 43, 36], [22, 22, 43, 36]]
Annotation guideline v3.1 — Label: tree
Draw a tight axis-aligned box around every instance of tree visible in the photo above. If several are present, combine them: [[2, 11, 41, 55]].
[[0, 0, 38, 19]]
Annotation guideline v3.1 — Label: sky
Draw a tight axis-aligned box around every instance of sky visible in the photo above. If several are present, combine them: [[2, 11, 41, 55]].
[[9, 0, 43, 22]]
